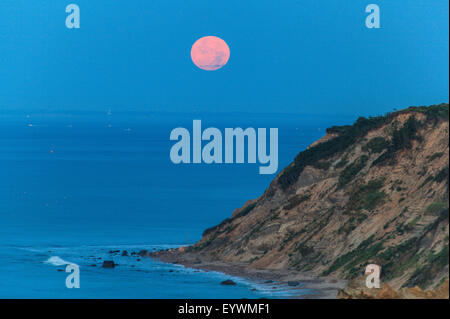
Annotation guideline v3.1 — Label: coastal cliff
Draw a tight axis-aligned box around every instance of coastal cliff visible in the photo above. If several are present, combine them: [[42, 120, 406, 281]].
[[153, 103, 449, 295]]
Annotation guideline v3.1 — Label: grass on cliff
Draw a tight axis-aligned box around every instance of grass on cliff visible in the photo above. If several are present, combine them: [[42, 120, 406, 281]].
[[346, 179, 387, 212], [338, 155, 368, 188], [201, 203, 257, 237], [376, 237, 421, 281], [278, 116, 389, 189], [322, 236, 384, 277], [283, 194, 310, 210], [372, 116, 421, 166], [434, 165, 449, 184], [426, 202, 447, 215], [277, 103, 449, 190], [427, 152, 444, 162], [362, 137, 390, 154], [407, 244, 449, 288]]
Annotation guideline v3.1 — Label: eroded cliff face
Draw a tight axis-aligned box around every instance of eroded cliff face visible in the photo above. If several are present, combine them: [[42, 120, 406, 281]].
[[185, 103, 449, 290]]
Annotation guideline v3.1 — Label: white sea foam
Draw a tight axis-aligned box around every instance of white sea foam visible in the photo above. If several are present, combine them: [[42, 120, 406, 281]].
[[44, 256, 71, 266]]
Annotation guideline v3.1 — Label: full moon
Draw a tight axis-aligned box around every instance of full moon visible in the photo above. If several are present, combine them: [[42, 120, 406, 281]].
[[191, 36, 230, 71]]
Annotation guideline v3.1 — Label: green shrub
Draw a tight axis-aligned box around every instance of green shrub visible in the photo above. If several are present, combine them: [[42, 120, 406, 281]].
[[338, 213, 368, 234], [403, 217, 420, 232], [202, 202, 257, 237], [363, 137, 389, 154], [403, 103, 449, 122], [419, 175, 434, 188], [283, 194, 310, 210], [312, 160, 331, 170], [295, 243, 314, 257], [322, 236, 384, 277], [407, 245, 449, 288], [428, 152, 444, 161], [346, 179, 386, 212], [426, 202, 447, 215], [202, 218, 231, 237], [335, 158, 348, 169], [434, 165, 449, 184], [338, 155, 369, 188], [234, 202, 257, 219], [373, 116, 421, 166]]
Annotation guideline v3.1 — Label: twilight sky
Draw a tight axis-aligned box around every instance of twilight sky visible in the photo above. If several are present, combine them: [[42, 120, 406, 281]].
[[0, 0, 448, 116]]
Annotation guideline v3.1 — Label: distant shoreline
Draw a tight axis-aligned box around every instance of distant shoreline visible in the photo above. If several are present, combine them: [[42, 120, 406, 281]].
[[149, 249, 347, 299]]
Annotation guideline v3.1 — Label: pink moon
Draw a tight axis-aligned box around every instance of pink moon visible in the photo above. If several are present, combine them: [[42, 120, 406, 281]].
[[191, 36, 230, 71]]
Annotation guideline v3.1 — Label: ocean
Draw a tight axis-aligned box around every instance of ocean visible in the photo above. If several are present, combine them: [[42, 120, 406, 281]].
[[0, 110, 354, 298]]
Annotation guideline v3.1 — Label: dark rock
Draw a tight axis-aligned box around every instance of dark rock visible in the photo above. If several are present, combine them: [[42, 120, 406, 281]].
[[108, 250, 120, 254], [137, 250, 148, 256], [57, 269, 64, 272], [169, 269, 174, 272], [90, 264, 97, 267], [121, 250, 128, 256], [264, 280, 273, 284], [102, 260, 116, 268], [221, 279, 237, 286], [136, 258, 141, 262], [287, 281, 300, 287]]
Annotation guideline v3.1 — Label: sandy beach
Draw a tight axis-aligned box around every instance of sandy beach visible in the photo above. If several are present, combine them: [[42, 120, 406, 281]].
[[149, 249, 347, 299]]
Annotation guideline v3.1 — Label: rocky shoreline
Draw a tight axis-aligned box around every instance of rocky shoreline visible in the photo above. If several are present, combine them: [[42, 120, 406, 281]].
[[101, 247, 448, 299], [149, 248, 347, 299]]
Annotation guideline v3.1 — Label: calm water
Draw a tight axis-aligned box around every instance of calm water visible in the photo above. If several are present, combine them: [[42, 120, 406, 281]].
[[0, 110, 353, 298]]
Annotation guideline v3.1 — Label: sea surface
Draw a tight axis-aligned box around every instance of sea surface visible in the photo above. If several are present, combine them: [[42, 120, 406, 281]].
[[0, 110, 354, 298]]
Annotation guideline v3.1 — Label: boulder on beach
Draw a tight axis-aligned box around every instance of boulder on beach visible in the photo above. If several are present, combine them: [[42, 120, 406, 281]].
[[221, 279, 237, 286], [102, 260, 116, 268], [121, 250, 128, 256], [137, 250, 148, 257]]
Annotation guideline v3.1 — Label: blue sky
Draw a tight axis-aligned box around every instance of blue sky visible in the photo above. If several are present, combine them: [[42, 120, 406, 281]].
[[0, 0, 448, 116]]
